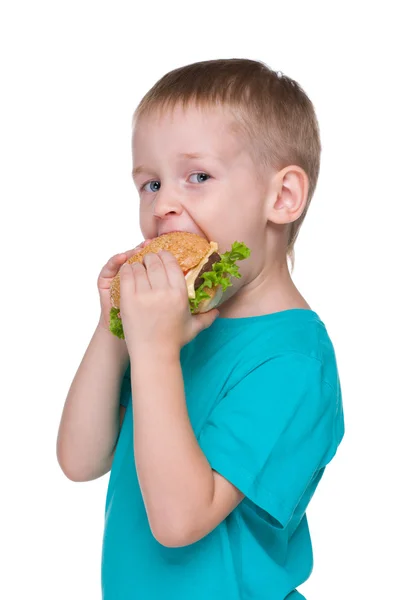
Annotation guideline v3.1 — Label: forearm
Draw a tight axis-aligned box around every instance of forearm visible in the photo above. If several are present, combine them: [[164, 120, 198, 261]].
[[130, 347, 215, 544], [57, 322, 130, 481]]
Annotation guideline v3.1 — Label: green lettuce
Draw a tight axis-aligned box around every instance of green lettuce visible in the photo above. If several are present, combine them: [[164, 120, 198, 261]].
[[110, 307, 125, 339], [109, 241, 251, 338], [189, 241, 251, 313]]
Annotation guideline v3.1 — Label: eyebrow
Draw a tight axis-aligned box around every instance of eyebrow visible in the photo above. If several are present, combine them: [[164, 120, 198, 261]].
[[132, 152, 218, 179]]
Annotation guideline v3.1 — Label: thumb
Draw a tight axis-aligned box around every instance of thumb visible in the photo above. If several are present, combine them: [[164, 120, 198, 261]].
[[192, 308, 220, 335]]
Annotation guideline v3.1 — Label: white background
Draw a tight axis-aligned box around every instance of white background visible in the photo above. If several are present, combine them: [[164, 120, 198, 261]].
[[1, 1, 399, 598]]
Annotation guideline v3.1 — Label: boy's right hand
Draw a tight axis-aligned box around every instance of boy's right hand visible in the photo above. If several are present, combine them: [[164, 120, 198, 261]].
[[97, 239, 154, 333]]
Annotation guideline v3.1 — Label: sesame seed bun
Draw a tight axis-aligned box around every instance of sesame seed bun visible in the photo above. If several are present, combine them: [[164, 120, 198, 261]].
[[110, 231, 215, 310]]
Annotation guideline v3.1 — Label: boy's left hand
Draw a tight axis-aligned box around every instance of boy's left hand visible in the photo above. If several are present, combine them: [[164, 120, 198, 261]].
[[118, 249, 219, 356]]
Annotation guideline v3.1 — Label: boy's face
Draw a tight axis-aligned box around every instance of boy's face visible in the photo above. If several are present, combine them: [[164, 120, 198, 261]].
[[132, 103, 274, 303]]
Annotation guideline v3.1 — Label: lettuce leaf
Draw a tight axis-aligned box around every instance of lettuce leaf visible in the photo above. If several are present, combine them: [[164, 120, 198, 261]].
[[189, 241, 251, 313], [109, 241, 251, 337], [110, 307, 125, 340]]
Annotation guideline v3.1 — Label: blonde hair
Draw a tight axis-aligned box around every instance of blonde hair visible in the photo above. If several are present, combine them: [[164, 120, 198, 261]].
[[133, 58, 321, 271]]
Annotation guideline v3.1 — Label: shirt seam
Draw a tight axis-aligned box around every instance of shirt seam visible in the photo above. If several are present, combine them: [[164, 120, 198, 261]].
[[263, 351, 336, 395]]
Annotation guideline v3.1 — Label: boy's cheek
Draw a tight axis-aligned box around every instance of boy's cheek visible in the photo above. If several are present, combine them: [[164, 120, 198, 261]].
[[139, 216, 157, 241]]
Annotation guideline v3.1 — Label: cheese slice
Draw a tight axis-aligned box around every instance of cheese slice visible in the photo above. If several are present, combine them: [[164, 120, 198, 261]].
[[185, 241, 219, 299]]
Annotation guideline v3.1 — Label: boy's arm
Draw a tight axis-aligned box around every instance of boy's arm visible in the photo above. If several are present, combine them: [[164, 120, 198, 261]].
[[130, 347, 244, 548], [56, 323, 130, 482]]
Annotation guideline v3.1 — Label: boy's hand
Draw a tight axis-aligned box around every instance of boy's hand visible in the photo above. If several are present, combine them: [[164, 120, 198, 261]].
[[118, 249, 219, 356], [96, 238, 154, 332]]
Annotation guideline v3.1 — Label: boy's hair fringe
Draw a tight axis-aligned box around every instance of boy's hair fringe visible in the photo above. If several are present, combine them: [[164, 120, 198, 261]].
[[133, 58, 321, 271]]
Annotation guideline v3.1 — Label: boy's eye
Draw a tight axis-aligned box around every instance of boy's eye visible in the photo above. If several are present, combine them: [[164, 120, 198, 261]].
[[188, 172, 210, 183], [141, 173, 210, 192], [142, 180, 161, 192]]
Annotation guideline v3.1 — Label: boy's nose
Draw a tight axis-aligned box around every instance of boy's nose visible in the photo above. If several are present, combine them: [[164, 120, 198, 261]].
[[151, 191, 184, 219]]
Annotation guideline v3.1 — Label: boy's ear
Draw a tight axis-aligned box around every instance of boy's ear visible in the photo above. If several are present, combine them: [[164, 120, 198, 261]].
[[267, 166, 309, 225]]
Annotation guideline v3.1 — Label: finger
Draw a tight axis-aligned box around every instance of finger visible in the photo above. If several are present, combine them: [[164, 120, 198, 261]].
[[142, 252, 170, 290], [130, 261, 152, 293], [112, 241, 152, 281], [119, 262, 136, 303], [100, 253, 130, 278], [157, 250, 187, 291], [191, 308, 220, 336]]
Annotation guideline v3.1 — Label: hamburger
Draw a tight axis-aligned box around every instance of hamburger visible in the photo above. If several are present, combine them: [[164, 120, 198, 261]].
[[109, 231, 251, 340]]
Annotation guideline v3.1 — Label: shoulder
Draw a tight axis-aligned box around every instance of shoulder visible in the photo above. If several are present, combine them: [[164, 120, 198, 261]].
[[232, 312, 340, 394]]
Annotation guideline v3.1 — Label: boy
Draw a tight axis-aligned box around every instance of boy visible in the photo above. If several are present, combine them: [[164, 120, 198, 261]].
[[57, 58, 344, 599]]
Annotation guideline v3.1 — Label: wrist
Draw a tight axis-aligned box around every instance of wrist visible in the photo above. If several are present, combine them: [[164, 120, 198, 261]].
[[95, 321, 130, 357], [128, 339, 181, 365]]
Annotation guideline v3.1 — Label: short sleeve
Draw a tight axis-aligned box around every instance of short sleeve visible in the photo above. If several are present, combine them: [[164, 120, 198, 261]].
[[198, 353, 339, 529], [119, 364, 131, 407]]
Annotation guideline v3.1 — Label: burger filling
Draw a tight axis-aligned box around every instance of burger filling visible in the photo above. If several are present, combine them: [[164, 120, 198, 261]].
[[184, 242, 219, 299], [194, 252, 221, 290], [188, 241, 251, 314]]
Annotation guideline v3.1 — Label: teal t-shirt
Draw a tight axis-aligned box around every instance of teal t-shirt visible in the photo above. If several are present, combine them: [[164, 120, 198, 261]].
[[101, 309, 344, 599]]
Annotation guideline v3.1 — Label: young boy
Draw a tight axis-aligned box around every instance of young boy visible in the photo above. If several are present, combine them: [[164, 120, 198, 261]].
[[57, 59, 345, 599]]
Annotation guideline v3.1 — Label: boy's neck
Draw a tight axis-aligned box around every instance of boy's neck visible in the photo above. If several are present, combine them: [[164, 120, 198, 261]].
[[217, 261, 311, 319]]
